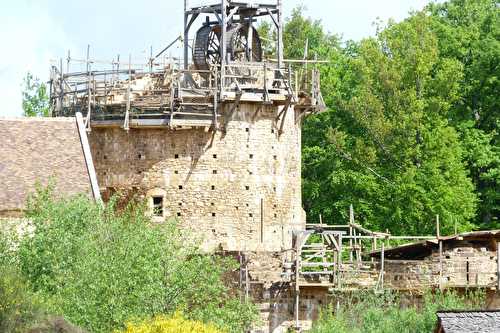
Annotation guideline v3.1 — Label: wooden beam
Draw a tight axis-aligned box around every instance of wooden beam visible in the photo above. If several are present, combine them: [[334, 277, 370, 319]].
[[349, 205, 354, 263], [268, 58, 330, 64], [276, 0, 283, 68], [75, 112, 101, 203], [380, 243, 385, 289], [439, 239, 443, 290]]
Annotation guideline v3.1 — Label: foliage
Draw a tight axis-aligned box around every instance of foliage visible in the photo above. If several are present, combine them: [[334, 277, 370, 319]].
[[0, 266, 43, 333], [425, 0, 500, 226], [16, 188, 258, 333], [0, 231, 44, 333], [310, 290, 484, 333], [0, 229, 88, 333], [258, 6, 340, 67], [22, 72, 50, 117], [117, 312, 224, 333], [265, 2, 499, 230], [302, 9, 478, 234], [283, 6, 340, 60]]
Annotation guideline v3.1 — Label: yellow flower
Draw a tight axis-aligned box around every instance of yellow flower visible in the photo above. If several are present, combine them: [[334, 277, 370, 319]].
[[117, 312, 225, 333]]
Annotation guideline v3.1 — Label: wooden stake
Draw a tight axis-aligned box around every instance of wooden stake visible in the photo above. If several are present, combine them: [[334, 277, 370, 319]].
[[380, 243, 385, 289], [183, 0, 189, 70], [436, 214, 440, 239], [337, 233, 343, 289], [439, 239, 443, 290], [349, 205, 354, 263], [277, 0, 284, 68], [437, 215, 443, 290], [85, 45, 91, 130], [124, 54, 131, 131], [294, 234, 301, 330]]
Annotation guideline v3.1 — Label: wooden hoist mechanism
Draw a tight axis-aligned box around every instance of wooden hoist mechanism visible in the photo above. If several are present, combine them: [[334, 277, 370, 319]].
[[193, 12, 263, 70]]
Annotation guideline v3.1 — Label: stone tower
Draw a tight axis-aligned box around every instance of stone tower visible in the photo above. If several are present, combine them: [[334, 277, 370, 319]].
[[89, 103, 304, 252], [50, 0, 323, 253], [50, 1, 325, 331]]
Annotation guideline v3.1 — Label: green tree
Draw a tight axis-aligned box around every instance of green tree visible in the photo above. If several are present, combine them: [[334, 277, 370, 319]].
[[302, 12, 477, 234], [16, 188, 258, 333], [0, 232, 43, 333], [258, 6, 340, 60], [22, 72, 50, 117], [283, 6, 340, 60], [426, 0, 500, 226]]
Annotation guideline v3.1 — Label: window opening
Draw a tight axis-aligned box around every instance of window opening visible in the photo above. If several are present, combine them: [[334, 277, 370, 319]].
[[152, 196, 164, 217]]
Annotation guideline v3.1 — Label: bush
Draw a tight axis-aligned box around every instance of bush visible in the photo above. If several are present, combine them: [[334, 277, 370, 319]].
[[310, 290, 484, 333], [0, 264, 43, 332], [0, 228, 88, 333], [0, 228, 40, 332], [16, 188, 258, 333], [118, 312, 224, 333]]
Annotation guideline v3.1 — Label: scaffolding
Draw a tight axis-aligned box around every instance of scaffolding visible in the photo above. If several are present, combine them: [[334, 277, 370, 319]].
[[287, 206, 500, 330], [49, 0, 325, 130]]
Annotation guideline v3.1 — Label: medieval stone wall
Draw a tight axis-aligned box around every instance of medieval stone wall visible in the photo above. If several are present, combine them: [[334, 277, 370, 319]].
[[250, 283, 328, 333], [88, 104, 305, 252], [439, 241, 498, 287], [383, 241, 499, 289], [382, 241, 498, 289]]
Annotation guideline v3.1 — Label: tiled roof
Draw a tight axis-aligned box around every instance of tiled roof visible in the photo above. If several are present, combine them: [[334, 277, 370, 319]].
[[436, 310, 500, 333], [0, 117, 92, 214]]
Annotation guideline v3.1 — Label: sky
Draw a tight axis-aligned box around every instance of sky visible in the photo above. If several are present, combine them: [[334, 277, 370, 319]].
[[0, 0, 441, 117]]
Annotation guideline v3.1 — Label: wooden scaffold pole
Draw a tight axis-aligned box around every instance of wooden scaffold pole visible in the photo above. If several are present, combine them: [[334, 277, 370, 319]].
[[123, 54, 131, 131], [85, 44, 91, 131], [349, 205, 354, 263], [437, 214, 443, 290]]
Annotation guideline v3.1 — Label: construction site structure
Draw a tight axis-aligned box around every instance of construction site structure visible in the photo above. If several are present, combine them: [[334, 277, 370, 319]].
[[48, 1, 500, 332], [244, 207, 500, 331], [49, 0, 324, 255]]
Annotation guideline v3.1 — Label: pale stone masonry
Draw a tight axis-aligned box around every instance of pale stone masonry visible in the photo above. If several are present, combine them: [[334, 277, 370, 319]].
[[89, 104, 305, 252]]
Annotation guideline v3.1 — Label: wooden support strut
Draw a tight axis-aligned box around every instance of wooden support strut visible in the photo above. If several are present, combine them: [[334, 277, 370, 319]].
[[337, 233, 343, 289], [380, 243, 385, 290], [294, 233, 301, 331], [277, 0, 284, 69], [75, 112, 102, 203], [277, 102, 290, 136], [85, 45, 91, 130], [349, 205, 354, 263], [437, 215, 443, 290], [212, 66, 219, 131], [123, 54, 131, 131]]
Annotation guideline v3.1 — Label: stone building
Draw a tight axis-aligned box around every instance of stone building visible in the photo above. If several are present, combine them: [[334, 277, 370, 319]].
[[2, 1, 498, 332], [49, 1, 323, 256], [48, 1, 324, 331], [89, 103, 304, 252], [369, 230, 500, 290]]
